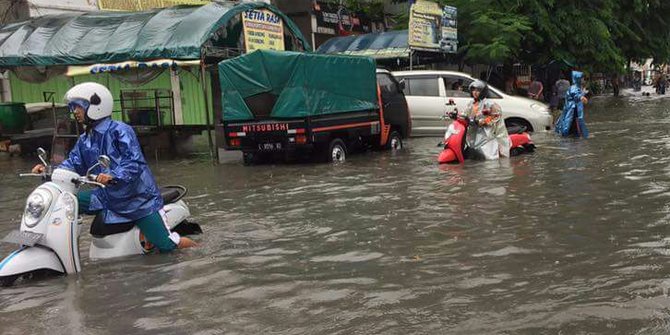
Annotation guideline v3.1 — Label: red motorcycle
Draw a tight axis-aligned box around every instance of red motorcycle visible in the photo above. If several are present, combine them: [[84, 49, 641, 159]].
[[437, 101, 535, 164]]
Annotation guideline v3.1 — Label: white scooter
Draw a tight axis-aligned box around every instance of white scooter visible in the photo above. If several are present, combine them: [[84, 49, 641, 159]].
[[0, 148, 199, 286]]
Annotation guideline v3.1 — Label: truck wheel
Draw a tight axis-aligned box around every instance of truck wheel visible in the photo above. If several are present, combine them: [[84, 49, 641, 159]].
[[385, 130, 403, 151], [327, 139, 347, 163], [242, 152, 254, 166]]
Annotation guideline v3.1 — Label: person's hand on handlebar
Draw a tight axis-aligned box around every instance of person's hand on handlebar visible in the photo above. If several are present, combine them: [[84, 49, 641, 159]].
[[447, 109, 458, 119], [31, 164, 45, 174], [96, 173, 114, 185]]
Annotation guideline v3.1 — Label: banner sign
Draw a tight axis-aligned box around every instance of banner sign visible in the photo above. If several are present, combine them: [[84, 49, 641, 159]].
[[313, 1, 371, 36], [66, 59, 200, 77], [242, 9, 285, 52], [97, 0, 211, 11], [441, 5, 458, 53], [408, 0, 457, 53]]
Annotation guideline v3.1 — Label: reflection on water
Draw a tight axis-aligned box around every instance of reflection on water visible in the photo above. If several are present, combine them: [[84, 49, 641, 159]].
[[1, 96, 670, 334]]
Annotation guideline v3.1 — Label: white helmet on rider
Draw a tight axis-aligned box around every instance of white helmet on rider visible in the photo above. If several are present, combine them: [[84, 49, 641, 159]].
[[468, 79, 488, 102], [65, 82, 113, 123]]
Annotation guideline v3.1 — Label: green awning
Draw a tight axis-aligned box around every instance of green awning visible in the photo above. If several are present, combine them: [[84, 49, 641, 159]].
[[0, 2, 309, 67], [218, 50, 378, 121]]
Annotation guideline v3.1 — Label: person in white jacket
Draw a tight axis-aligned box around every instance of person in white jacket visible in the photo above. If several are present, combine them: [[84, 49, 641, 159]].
[[459, 80, 511, 160]]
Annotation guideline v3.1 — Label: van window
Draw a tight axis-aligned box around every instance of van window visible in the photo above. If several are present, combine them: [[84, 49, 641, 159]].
[[406, 77, 439, 97], [487, 89, 502, 99], [443, 76, 472, 98]]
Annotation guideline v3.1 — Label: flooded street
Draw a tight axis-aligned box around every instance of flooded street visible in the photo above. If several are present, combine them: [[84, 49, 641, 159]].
[[1, 94, 670, 334]]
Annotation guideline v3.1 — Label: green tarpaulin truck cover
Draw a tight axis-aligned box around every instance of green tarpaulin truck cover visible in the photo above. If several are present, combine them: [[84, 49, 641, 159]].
[[218, 50, 379, 121]]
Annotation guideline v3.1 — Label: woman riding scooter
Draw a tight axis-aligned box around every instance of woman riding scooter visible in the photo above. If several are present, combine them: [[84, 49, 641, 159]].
[[460, 80, 511, 160], [32, 82, 196, 252]]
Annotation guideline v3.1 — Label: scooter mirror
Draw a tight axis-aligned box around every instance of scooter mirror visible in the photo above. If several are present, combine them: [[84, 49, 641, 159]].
[[36, 147, 48, 167], [98, 155, 111, 169]]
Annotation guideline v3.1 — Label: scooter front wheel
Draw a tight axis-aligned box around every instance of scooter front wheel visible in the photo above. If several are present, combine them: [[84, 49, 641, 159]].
[[0, 274, 19, 287]]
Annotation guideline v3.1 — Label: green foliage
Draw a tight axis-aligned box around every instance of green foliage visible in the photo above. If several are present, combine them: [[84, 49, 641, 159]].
[[343, 0, 386, 21], [391, 0, 670, 72], [455, 5, 532, 64]]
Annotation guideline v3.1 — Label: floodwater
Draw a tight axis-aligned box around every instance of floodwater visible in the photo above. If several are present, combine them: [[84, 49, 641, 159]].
[[1, 93, 670, 334]]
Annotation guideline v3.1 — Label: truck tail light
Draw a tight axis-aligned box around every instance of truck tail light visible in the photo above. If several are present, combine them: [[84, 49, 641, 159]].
[[229, 138, 241, 147], [296, 135, 307, 144]]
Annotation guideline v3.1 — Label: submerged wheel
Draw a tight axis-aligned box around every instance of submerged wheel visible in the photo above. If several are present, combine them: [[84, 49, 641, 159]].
[[505, 118, 533, 133], [326, 139, 347, 163], [385, 130, 403, 151], [0, 275, 19, 287], [242, 152, 254, 166], [510, 147, 524, 157]]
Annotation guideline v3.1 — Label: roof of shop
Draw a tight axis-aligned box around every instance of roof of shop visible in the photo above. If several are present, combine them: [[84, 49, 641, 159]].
[[316, 30, 410, 59], [0, 2, 308, 67]]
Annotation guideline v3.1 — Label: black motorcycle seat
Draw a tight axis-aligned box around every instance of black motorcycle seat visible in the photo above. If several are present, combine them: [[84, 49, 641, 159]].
[[90, 214, 134, 237], [160, 188, 181, 204], [89, 186, 186, 237]]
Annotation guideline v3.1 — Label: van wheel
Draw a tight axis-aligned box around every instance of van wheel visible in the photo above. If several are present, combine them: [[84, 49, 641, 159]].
[[505, 118, 533, 133], [385, 130, 403, 151], [326, 139, 347, 163]]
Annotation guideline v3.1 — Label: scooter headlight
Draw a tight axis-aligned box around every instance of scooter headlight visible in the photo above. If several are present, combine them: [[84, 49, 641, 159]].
[[24, 191, 52, 228]]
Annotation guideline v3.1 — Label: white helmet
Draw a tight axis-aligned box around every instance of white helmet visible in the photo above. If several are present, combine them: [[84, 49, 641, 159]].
[[65, 82, 113, 121]]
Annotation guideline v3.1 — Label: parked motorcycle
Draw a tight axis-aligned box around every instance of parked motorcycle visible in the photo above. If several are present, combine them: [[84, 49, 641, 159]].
[[0, 148, 200, 286], [437, 101, 535, 164]]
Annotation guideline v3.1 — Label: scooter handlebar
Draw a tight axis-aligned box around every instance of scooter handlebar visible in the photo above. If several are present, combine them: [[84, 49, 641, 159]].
[[86, 174, 117, 187], [79, 175, 106, 188], [19, 173, 45, 177]]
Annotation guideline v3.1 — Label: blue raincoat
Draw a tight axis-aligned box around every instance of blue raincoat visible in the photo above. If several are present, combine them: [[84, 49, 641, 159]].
[[555, 71, 589, 138], [60, 118, 163, 224]]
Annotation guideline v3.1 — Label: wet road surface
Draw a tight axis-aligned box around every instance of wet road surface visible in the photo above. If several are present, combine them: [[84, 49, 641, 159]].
[[1, 94, 670, 334]]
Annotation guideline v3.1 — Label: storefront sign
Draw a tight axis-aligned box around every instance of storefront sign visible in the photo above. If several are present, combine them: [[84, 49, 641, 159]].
[[441, 5, 458, 53], [97, 0, 211, 11], [409, 0, 457, 53], [313, 1, 371, 36], [242, 9, 285, 52]]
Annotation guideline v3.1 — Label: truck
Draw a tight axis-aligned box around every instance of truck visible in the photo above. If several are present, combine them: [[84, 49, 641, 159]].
[[218, 50, 410, 164]]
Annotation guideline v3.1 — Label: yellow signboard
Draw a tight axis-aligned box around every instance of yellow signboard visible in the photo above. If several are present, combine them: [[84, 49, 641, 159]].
[[98, 0, 211, 11], [408, 0, 443, 50], [242, 9, 285, 52]]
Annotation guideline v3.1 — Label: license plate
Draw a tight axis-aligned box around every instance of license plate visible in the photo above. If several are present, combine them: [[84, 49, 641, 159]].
[[2, 230, 43, 246], [258, 142, 282, 151]]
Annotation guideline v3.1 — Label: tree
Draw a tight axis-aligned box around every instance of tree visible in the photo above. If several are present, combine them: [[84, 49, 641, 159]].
[[449, 0, 532, 65], [612, 1, 670, 66], [390, 0, 670, 73]]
